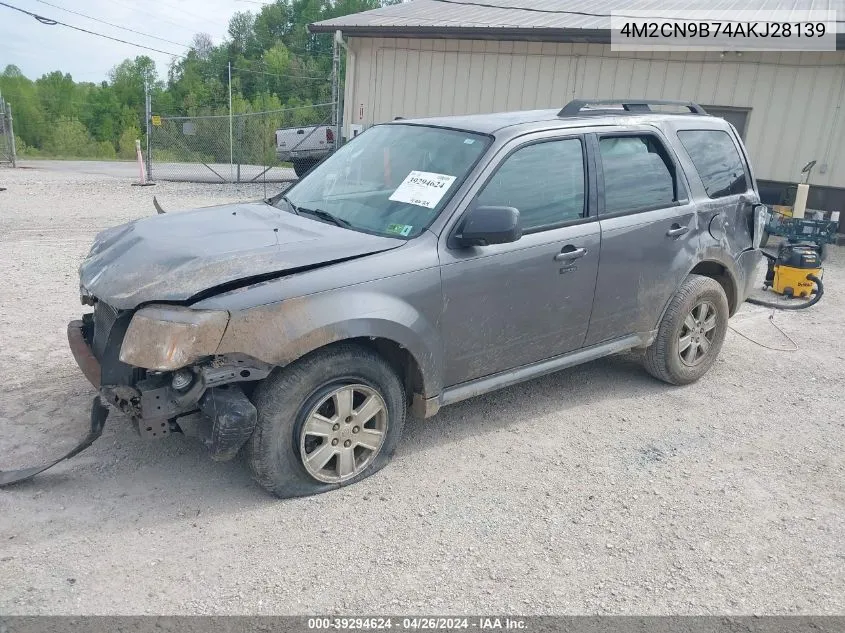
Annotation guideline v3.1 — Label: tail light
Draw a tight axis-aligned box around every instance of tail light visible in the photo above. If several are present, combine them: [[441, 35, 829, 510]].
[[326, 127, 335, 143]]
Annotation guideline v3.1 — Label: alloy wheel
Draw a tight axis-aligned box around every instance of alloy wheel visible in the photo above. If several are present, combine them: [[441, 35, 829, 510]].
[[299, 383, 388, 483], [678, 301, 718, 366]]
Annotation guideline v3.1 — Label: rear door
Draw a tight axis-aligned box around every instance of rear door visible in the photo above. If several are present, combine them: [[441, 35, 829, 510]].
[[438, 133, 601, 386], [675, 126, 757, 256], [585, 128, 701, 345]]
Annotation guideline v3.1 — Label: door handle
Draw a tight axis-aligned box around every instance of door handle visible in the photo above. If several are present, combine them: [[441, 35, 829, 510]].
[[666, 224, 690, 238], [554, 246, 587, 262]]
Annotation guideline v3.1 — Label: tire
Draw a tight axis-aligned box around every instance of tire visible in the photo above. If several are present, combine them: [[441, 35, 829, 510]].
[[245, 343, 406, 498], [644, 274, 730, 386], [292, 159, 315, 178]]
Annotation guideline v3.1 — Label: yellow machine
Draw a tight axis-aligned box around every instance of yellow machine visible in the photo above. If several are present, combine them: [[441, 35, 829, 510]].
[[763, 244, 822, 298]]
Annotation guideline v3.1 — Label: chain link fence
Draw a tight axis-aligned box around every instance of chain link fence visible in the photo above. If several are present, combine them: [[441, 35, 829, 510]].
[[0, 92, 17, 167], [148, 102, 335, 183]]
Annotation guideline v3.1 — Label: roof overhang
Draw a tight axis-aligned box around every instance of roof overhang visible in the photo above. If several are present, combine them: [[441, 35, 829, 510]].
[[309, 23, 845, 50], [308, 24, 610, 43]]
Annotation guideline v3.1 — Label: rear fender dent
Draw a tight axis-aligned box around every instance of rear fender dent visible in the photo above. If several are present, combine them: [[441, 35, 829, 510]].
[[655, 254, 743, 328]]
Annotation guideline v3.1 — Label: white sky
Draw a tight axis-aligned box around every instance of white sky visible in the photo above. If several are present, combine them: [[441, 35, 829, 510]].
[[0, 0, 260, 82]]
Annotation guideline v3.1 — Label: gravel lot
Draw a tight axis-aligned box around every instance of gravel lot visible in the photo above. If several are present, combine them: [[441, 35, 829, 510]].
[[0, 161, 843, 615]]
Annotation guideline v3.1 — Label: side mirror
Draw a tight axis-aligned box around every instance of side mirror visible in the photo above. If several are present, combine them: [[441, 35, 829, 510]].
[[457, 205, 522, 247]]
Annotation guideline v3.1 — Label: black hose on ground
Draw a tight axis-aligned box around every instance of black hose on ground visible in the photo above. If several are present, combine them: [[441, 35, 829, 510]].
[[746, 273, 824, 310]]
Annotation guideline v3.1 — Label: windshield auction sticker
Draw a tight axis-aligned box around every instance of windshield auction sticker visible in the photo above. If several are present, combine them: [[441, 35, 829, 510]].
[[389, 171, 457, 209]]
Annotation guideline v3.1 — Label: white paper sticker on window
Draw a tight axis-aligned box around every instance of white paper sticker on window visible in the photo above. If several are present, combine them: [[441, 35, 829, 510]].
[[389, 170, 457, 209]]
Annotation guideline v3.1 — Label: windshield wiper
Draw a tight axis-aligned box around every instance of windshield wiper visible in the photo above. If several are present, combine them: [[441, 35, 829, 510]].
[[277, 194, 300, 215], [298, 207, 352, 229]]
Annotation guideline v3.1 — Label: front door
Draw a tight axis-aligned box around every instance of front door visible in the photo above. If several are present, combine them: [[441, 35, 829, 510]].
[[439, 136, 600, 386], [585, 130, 701, 345]]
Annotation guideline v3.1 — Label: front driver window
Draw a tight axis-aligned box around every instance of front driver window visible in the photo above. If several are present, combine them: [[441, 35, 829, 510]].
[[476, 138, 586, 232]]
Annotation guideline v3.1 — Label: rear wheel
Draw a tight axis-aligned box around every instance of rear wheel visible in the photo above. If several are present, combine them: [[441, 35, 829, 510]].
[[246, 344, 406, 498], [292, 159, 316, 178], [644, 275, 729, 385]]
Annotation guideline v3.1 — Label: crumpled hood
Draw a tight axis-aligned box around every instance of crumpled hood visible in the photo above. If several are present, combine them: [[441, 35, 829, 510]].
[[80, 201, 403, 309]]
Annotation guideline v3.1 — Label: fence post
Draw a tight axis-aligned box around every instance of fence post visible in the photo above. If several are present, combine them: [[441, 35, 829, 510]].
[[333, 31, 343, 148], [228, 62, 234, 182], [144, 81, 152, 181], [7, 103, 15, 167], [236, 115, 243, 183]]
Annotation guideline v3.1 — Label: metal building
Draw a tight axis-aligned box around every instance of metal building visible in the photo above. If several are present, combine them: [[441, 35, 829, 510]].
[[310, 0, 845, 222]]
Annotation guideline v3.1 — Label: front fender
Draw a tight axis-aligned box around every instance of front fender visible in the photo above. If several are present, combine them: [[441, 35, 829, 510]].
[[214, 289, 444, 398]]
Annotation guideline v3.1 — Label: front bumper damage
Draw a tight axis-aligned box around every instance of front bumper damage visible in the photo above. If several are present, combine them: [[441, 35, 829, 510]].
[[0, 397, 109, 487], [78, 312, 269, 453], [0, 315, 269, 487]]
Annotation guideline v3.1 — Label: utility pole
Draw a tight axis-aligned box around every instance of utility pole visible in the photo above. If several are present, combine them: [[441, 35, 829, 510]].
[[228, 61, 234, 181]]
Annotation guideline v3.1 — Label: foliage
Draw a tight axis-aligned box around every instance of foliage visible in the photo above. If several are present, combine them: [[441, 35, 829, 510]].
[[118, 125, 141, 159], [0, 0, 398, 160]]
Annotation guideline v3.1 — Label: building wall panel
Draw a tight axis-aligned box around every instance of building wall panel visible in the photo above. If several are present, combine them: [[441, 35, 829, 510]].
[[346, 37, 845, 188]]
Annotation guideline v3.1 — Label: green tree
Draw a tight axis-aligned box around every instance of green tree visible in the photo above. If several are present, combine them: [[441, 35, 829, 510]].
[[0, 0, 401, 159], [36, 71, 78, 119], [118, 124, 141, 159], [110, 56, 157, 112], [228, 11, 259, 57], [1, 65, 48, 147]]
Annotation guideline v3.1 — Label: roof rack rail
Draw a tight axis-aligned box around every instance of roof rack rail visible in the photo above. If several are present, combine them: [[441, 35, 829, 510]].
[[559, 99, 708, 116]]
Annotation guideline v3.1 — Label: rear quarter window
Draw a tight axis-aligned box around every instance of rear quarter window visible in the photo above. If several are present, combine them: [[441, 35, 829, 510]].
[[677, 129, 748, 198]]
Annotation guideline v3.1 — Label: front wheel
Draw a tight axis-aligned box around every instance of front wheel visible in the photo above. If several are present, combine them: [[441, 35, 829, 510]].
[[246, 344, 406, 498], [644, 275, 729, 385]]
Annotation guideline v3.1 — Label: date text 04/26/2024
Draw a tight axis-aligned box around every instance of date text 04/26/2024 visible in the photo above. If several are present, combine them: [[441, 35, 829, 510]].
[[307, 617, 527, 630]]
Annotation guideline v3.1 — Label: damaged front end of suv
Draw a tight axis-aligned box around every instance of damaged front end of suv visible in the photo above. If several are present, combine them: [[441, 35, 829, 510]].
[[72, 300, 271, 458], [1, 186, 412, 487]]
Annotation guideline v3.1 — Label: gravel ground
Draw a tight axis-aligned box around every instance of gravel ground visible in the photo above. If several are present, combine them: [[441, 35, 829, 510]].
[[0, 162, 843, 615]]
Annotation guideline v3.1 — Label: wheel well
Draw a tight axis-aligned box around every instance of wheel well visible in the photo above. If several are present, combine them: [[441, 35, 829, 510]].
[[689, 261, 738, 314], [347, 337, 425, 405]]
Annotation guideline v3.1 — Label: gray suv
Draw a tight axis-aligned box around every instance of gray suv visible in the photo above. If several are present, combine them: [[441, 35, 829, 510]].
[[68, 99, 765, 498]]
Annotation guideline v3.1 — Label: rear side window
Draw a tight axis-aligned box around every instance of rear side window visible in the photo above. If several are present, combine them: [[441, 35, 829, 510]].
[[599, 135, 677, 214], [477, 138, 585, 231], [677, 129, 748, 198]]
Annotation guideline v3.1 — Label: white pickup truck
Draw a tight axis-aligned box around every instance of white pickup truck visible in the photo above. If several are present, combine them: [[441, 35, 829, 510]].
[[275, 124, 336, 177]]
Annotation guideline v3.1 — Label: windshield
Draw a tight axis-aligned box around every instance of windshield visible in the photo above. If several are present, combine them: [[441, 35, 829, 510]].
[[277, 124, 490, 238]]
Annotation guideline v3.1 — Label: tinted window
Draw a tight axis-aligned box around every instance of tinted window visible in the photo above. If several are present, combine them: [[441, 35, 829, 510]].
[[678, 129, 748, 198], [599, 136, 677, 214], [477, 139, 585, 231]]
